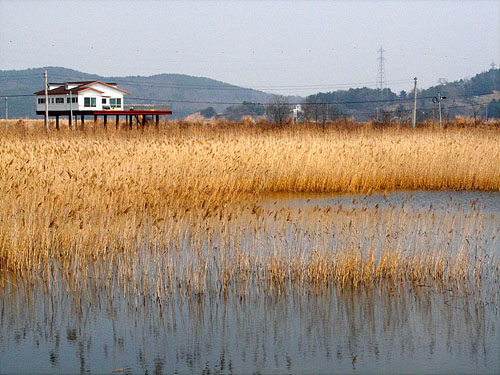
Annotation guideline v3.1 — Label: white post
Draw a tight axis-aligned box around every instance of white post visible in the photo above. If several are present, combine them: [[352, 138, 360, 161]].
[[69, 90, 73, 130], [412, 77, 417, 129], [44, 70, 49, 133], [4, 97, 7, 130]]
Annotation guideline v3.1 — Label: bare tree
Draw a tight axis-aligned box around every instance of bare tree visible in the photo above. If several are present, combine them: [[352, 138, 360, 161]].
[[304, 101, 327, 124], [266, 95, 291, 124], [466, 98, 481, 123], [303, 99, 345, 129]]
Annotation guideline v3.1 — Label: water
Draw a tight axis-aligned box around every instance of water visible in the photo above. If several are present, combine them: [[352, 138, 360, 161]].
[[1, 191, 499, 374], [266, 190, 500, 215]]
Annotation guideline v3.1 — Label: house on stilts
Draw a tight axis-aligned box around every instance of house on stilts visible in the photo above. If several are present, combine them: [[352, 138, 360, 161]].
[[35, 81, 172, 129]]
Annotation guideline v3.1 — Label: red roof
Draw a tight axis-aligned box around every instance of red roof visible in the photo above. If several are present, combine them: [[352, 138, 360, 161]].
[[34, 81, 131, 95], [79, 81, 130, 94]]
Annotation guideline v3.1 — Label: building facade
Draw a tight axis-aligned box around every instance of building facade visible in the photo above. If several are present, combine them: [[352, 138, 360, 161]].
[[35, 81, 131, 113], [35, 80, 172, 130]]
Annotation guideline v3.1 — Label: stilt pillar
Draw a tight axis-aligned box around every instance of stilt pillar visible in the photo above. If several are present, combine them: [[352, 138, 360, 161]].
[[94, 115, 97, 128], [55, 115, 59, 131], [103, 115, 107, 128], [155, 114, 159, 128], [116, 115, 119, 129], [81, 115, 84, 130]]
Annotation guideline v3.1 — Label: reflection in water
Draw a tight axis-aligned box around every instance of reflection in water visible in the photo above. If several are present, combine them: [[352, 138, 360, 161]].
[[1, 191, 499, 374], [0, 282, 498, 374], [270, 190, 500, 216]]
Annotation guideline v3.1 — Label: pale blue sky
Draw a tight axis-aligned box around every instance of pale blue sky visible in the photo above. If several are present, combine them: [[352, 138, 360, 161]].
[[1, 0, 499, 95]]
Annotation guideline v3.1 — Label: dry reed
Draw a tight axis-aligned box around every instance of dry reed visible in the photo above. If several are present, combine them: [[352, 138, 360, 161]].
[[0, 119, 499, 298]]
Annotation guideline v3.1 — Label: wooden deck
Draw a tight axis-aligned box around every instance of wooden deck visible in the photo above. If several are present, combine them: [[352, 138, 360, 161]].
[[36, 109, 173, 130]]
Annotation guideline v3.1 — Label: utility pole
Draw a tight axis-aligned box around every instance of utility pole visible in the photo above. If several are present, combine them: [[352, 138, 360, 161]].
[[438, 94, 443, 128], [4, 97, 8, 130], [432, 93, 447, 128], [69, 90, 73, 130], [44, 70, 49, 133], [412, 77, 417, 129]]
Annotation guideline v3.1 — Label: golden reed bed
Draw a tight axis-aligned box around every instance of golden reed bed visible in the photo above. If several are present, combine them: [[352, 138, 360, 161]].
[[0, 118, 499, 295]]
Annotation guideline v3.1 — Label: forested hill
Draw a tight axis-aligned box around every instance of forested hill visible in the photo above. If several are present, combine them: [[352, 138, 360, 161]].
[[305, 68, 500, 121], [2, 66, 499, 121], [0, 67, 273, 119]]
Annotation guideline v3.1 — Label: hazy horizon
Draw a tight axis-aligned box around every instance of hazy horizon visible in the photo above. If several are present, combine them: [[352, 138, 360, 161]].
[[1, 0, 499, 96]]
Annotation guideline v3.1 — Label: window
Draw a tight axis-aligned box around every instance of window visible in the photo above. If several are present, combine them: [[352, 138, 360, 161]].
[[84, 97, 97, 108], [110, 98, 122, 108], [38, 98, 45, 104], [51, 98, 55, 104], [56, 98, 64, 104], [102, 98, 107, 104], [66, 98, 70, 103], [72, 97, 77, 103]]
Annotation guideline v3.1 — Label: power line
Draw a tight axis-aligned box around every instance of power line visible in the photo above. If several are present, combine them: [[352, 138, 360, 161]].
[[0, 94, 34, 98], [126, 95, 437, 106], [317, 103, 487, 119], [0, 92, 487, 107], [0, 73, 45, 80], [115, 78, 413, 91], [0, 96, 487, 119], [16, 73, 414, 92]]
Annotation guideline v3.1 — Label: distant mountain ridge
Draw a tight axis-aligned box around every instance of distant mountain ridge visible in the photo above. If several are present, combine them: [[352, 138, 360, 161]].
[[1, 66, 499, 121], [304, 68, 500, 121], [0, 67, 274, 119]]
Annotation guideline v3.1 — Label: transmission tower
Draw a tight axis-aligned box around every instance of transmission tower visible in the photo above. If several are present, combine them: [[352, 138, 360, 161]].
[[377, 46, 386, 91]]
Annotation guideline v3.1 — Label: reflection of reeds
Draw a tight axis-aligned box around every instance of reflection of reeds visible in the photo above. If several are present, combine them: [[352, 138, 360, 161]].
[[1, 273, 495, 374], [0, 121, 499, 295]]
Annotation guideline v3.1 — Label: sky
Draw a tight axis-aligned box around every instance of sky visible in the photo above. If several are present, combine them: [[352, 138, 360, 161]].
[[0, 0, 499, 96]]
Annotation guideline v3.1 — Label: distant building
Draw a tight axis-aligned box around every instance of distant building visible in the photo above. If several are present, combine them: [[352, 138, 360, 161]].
[[34, 81, 131, 113], [292, 104, 304, 123]]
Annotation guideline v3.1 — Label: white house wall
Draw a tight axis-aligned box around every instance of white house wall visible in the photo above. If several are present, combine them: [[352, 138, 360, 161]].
[[36, 82, 126, 112], [36, 94, 88, 112], [36, 96, 73, 112], [86, 83, 124, 109], [79, 92, 103, 110]]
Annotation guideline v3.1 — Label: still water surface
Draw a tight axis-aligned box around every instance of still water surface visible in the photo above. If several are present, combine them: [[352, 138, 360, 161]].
[[1, 191, 499, 374]]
